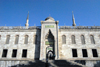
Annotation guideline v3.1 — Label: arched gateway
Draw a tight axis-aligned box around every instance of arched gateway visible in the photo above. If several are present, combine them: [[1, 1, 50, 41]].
[[40, 17, 59, 60], [45, 30, 55, 60]]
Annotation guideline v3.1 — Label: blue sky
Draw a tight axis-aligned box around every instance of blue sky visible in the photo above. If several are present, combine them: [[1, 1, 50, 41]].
[[0, 0, 100, 26]]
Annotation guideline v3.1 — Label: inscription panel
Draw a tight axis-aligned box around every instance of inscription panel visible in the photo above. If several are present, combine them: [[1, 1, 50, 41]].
[[45, 25, 54, 28]]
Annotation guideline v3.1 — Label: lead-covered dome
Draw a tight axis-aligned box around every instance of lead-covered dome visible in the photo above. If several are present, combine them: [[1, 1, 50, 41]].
[[45, 17, 55, 21]]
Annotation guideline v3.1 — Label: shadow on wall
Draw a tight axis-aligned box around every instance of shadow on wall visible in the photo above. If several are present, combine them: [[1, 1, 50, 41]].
[[74, 60, 86, 65], [11, 61, 45, 67], [34, 28, 41, 60], [11, 60, 82, 67], [94, 61, 100, 67], [74, 60, 100, 67]]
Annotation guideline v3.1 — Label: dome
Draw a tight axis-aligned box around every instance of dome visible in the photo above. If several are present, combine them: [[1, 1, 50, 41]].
[[45, 17, 55, 21]]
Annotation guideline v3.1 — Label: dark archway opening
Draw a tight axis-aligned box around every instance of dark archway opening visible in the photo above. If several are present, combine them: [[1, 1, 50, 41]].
[[45, 30, 55, 60]]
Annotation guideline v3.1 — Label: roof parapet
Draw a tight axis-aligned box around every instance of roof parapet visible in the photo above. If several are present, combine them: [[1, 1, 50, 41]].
[[59, 26, 100, 29]]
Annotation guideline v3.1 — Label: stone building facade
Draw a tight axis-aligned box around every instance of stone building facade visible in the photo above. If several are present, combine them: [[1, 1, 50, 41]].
[[0, 13, 100, 67]]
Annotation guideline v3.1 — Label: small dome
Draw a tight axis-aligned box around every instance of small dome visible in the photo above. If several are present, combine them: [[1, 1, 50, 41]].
[[45, 17, 55, 21]]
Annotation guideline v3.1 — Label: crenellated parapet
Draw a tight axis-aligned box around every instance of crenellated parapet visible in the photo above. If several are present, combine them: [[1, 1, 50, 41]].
[[59, 26, 100, 29], [0, 26, 41, 30]]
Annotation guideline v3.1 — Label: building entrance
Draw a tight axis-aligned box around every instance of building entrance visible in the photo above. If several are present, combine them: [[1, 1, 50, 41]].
[[47, 50, 54, 60], [45, 30, 55, 60]]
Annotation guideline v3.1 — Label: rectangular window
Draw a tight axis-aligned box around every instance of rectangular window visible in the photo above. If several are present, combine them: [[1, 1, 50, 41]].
[[82, 49, 88, 57], [12, 49, 17, 57], [2, 49, 8, 57], [0, 35, 1, 40], [92, 49, 98, 57], [72, 49, 77, 57], [22, 49, 27, 57]]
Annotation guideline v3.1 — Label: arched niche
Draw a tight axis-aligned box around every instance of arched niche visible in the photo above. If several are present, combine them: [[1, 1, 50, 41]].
[[45, 30, 55, 55]]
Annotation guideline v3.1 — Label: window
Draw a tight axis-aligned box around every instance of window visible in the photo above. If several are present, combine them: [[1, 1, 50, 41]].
[[71, 35, 76, 44], [0, 35, 1, 40], [90, 35, 95, 44], [2, 49, 8, 57], [72, 49, 77, 57], [62, 35, 66, 44], [22, 49, 27, 57], [12, 49, 17, 57], [33, 35, 37, 44], [15, 35, 19, 44], [6, 35, 10, 44], [81, 35, 85, 44], [24, 35, 28, 44], [82, 49, 88, 57], [99, 35, 100, 39], [92, 49, 98, 57]]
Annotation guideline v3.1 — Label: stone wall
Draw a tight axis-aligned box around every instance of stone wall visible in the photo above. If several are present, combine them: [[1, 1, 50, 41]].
[[58, 28, 100, 60], [0, 29, 41, 60]]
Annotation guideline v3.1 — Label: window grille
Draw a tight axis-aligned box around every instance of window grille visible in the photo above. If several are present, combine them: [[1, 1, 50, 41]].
[[2, 49, 8, 57], [72, 49, 77, 57], [82, 49, 88, 57], [22, 49, 27, 57], [12, 49, 17, 57]]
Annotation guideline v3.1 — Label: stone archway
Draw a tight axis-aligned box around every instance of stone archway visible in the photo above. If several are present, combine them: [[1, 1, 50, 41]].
[[45, 30, 55, 60]]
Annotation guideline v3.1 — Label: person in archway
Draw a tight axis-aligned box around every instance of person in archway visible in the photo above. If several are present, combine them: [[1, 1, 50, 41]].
[[48, 50, 53, 60]]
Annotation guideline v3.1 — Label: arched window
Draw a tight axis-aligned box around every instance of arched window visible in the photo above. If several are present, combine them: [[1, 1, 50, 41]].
[[0, 35, 1, 40], [33, 35, 37, 44], [90, 35, 95, 44], [71, 35, 76, 44], [81, 35, 85, 44], [62, 35, 66, 44], [15, 35, 19, 44], [24, 35, 28, 44], [99, 35, 100, 39], [6, 35, 10, 44]]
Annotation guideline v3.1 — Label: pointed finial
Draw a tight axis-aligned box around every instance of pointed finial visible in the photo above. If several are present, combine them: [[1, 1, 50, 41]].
[[72, 11, 76, 26], [27, 11, 29, 19], [25, 11, 29, 29], [72, 11, 74, 18]]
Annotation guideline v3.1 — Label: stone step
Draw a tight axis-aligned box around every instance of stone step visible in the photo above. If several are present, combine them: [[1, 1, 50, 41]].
[[0, 60, 87, 67], [48, 60, 87, 67]]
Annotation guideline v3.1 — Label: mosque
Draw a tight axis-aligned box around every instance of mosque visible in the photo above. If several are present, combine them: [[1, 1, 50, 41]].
[[0, 12, 100, 67]]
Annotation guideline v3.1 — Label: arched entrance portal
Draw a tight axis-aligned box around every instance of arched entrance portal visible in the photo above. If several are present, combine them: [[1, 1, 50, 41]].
[[45, 30, 55, 60]]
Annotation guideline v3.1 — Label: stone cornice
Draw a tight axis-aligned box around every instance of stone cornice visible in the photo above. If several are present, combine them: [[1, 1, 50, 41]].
[[0, 26, 41, 30], [59, 26, 100, 29]]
